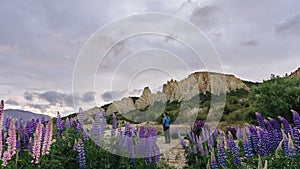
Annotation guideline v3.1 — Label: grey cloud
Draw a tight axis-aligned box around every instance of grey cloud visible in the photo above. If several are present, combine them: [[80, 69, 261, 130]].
[[101, 90, 126, 102], [38, 91, 74, 107], [190, 5, 220, 31], [5, 99, 19, 106], [275, 12, 300, 36], [24, 90, 95, 107], [27, 104, 50, 112], [241, 40, 259, 48], [82, 91, 95, 102], [24, 91, 35, 101]]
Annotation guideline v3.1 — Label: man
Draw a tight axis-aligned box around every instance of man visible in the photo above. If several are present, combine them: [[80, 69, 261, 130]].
[[162, 113, 171, 143]]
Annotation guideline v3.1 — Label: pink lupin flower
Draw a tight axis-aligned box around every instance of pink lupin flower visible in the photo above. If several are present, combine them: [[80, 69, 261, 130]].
[[6, 119, 17, 158], [32, 123, 43, 164], [1, 151, 10, 167], [0, 100, 4, 158], [0, 130, 2, 159], [42, 118, 53, 155]]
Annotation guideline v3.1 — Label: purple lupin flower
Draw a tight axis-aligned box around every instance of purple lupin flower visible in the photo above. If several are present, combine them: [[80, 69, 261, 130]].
[[245, 127, 253, 157], [77, 108, 84, 126], [196, 136, 205, 155], [192, 144, 198, 154], [187, 129, 195, 144], [278, 116, 293, 138], [153, 145, 160, 164], [180, 135, 187, 150], [14, 120, 18, 129], [288, 133, 297, 158], [124, 122, 132, 137], [111, 113, 117, 136], [264, 119, 276, 150], [16, 135, 21, 156], [41, 117, 46, 126], [268, 117, 282, 147], [227, 132, 241, 168], [5, 117, 11, 131], [257, 127, 269, 156], [70, 118, 75, 128], [66, 118, 71, 129], [294, 128, 300, 152], [75, 139, 87, 169], [210, 149, 218, 169], [242, 128, 250, 158], [282, 131, 289, 158], [56, 112, 63, 135], [18, 119, 25, 140], [255, 112, 265, 129], [91, 111, 104, 145], [292, 110, 300, 130], [128, 135, 134, 164], [208, 134, 214, 150], [216, 137, 226, 167], [248, 125, 259, 153], [236, 127, 244, 140], [26, 120, 33, 138]]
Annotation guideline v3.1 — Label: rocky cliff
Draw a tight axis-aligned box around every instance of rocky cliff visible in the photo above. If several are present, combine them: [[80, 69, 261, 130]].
[[106, 71, 250, 114], [290, 67, 300, 78]]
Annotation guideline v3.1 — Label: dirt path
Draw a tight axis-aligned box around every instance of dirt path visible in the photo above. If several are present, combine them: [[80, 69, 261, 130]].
[[156, 134, 187, 169]]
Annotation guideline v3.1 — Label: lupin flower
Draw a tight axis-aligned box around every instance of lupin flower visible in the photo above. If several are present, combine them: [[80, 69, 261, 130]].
[[32, 123, 43, 164], [258, 127, 270, 156], [264, 119, 276, 150], [287, 133, 297, 158], [268, 117, 282, 147], [75, 139, 87, 169], [77, 108, 84, 126], [236, 127, 244, 140], [1, 151, 10, 167], [255, 112, 265, 129], [242, 128, 252, 158], [56, 112, 64, 135], [281, 131, 289, 158], [248, 125, 259, 153], [294, 129, 300, 152], [291, 110, 300, 130], [26, 120, 34, 138], [278, 116, 293, 137], [0, 101, 3, 159], [41, 117, 46, 126], [180, 135, 187, 150], [193, 144, 198, 154], [42, 118, 53, 155], [111, 113, 117, 136], [153, 146, 160, 164], [196, 136, 205, 155], [6, 119, 17, 158], [0, 129, 2, 159], [210, 149, 218, 169], [227, 131, 241, 168], [92, 111, 105, 145], [216, 137, 226, 167], [66, 118, 71, 129], [124, 122, 132, 137]]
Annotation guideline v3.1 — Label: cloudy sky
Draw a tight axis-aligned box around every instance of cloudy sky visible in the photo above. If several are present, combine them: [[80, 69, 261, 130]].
[[0, 0, 299, 116]]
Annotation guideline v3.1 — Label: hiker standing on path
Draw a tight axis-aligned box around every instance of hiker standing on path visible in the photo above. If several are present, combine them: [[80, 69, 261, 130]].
[[162, 113, 171, 143]]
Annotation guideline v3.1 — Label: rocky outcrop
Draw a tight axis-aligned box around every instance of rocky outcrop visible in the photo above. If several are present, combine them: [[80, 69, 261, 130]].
[[290, 67, 300, 78], [135, 87, 168, 110], [161, 72, 249, 101], [106, 97, 136, 114], [106, 71, 249, 114]]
